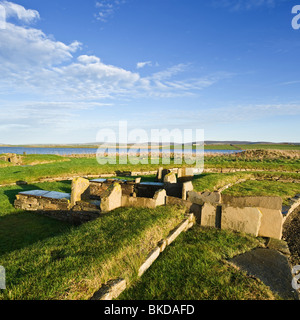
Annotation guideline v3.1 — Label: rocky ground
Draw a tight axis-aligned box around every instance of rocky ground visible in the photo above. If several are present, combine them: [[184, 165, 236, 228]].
[[282, 207, 300, 267]]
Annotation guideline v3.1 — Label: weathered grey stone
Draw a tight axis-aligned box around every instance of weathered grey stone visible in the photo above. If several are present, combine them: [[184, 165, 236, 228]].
[[100, 183, 122, 212], [71, 177, 90, 207], [266, 238, 290, 256], [229, 248, 298, 300], [258, 208, 283, 240], [200, 203, 220, 228], [91, 279, 127, 300], [42, 191, 70, 200], [221, 206, 262, 236], [221, 195, 282, 210], [182, 181, 193, 200], [19, 190, 49, 197], [187, 191, 221, 205], [138, 246, 161, 277]]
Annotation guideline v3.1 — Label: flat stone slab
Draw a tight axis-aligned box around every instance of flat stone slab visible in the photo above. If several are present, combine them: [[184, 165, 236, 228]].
[[19, 190, 50, 197], [41, 191, 71, 200], [229, 248, 298, 300], [19, 190, 71, 200]]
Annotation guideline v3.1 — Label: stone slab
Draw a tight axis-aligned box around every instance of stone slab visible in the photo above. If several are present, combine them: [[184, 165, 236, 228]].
[[221, 206, 262, 236], [41, 191, 71, 200], [201, 203, 221, 228], [165, 219, 189, 246], [229, 248, 298, 300], [187, 191, 221, 205], [221, 195, 282, 210], [19, 190, 49, 197], [138, 246, 161, 277], [258, 208, 283, 240], [91, 279, 127, 300]]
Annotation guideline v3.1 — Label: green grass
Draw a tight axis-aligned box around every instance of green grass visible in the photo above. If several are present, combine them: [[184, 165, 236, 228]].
[[21, 154, 70, 165], [0, 204, 185, 300], [192, 172, 253, 192], [119, 225, 278, 300], [223, 180, 300, 206], [0, 153, 299, 186], [236, 144, 300, 150], [204, 155, 300, 172]]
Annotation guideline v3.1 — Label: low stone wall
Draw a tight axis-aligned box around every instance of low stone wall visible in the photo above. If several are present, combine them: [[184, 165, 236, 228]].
[[91, 213, 196, 300], [14, 191, 100, 224], [122, 189, 166, 209]]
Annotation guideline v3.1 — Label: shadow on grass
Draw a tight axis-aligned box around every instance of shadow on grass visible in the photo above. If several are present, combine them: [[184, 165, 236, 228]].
[[0, 211, 73, 256]]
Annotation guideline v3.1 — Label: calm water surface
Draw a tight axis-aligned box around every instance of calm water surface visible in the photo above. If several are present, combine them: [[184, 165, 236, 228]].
[[0, 146, 242, 155]]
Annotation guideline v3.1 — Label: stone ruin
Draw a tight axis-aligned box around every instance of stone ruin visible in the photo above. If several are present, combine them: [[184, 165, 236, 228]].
[[14, 167, 195, 225], [0, 153, 22, 165], [14, 166, 288, 240]]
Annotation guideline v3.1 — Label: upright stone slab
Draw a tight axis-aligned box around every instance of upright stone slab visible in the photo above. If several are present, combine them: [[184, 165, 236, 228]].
[[221, 206, 262, 236], [182, 181, 193, 200], [153, 189, 166, 206], [201, 203, 221, 228], [155, 167, 163, 181], [71, 177, 90, 207], [258, 208, 283, 240], [163, 172, 177, 184], [100, 183, 122, 212]]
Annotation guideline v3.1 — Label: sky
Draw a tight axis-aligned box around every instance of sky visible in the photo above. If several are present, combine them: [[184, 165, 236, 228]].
[[0, 0, 300, 144]]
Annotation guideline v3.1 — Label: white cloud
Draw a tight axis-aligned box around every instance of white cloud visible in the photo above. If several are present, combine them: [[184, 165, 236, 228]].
[[0, 2, 233, 142], [0, 0, 40, 23], [136, 61, 152, 69], [212, 0, 285, 11], [0, 22, 80, 69], [95, 0, 126, 22]]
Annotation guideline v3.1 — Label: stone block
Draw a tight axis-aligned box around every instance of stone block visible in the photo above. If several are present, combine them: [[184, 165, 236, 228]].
[[100, 183, 122, 212], [258, 208, 283, 240], [187, 191, 221, 205], [163, 172, 177, 184], [182, 181, 193, 200], [221, 206, 262, 237], [71, 177, 90, 207], [201, 203, 221, 228], [153, 189, 166, 206], [221, 195, 282, 210]]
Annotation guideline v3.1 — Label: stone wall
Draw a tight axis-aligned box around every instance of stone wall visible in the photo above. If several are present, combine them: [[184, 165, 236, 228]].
[[190, 195, 284, 239]]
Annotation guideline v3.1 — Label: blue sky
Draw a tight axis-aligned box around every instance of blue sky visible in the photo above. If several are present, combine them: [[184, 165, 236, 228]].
[[0, 0, 299, 144]]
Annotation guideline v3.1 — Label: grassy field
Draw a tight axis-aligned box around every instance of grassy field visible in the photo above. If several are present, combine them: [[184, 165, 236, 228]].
[[119, 225, 278, 300], [0, 150, 299, 186], [222, 180, 300, 206], [0, 149, 299, 300], [0, 201, 185, 300], [236, 144, 300, 150]]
